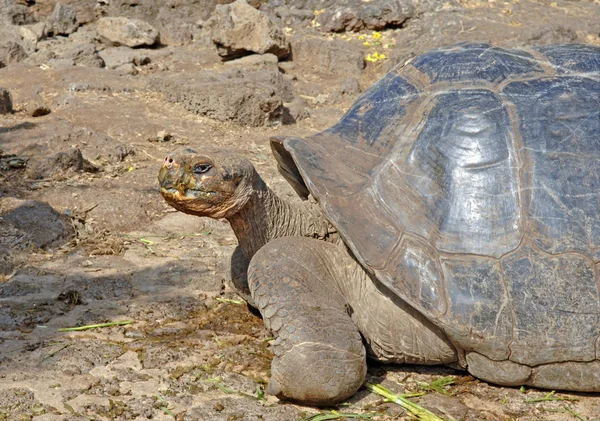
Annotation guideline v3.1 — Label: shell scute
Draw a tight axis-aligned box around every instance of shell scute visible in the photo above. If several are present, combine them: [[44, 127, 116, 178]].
[[501, 244, 600, 365], [410, 43, 543, 84], [441, 257, 512, 360], [536, 44, 600, 74], [384, 235, 446, 317], [400, 89, 521, 257], [503, 76, 600, 260]]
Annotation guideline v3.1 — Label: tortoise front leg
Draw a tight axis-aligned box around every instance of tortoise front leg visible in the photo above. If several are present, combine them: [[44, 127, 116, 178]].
[[248, 237, 366, 406], [228, 245, 255, 307]]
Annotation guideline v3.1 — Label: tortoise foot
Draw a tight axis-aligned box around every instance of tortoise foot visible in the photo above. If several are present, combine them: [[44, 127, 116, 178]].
[[248, 237, 366, 406]]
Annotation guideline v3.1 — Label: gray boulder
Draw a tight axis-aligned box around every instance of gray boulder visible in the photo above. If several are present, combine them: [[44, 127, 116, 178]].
[[315, 0, 415, 32], [98, 46, 151, 69], [45, 4, 80, 37], [97, 17, 160, 48], [150, 69, 294, 127], [0, 25, 28, 67], [1, 4, 36, 26], [1, 199, 75, 250], [0, 40, 27, 68], [206, 0, 290, 60], [223, 53, 279, 71], [50, 43, 105, 68], [19, 23, 46, 54]]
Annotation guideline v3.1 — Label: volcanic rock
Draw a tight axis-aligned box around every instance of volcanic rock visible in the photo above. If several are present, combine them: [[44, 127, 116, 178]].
[[206, 0, 289, 60], [97, 17, 160, 47]]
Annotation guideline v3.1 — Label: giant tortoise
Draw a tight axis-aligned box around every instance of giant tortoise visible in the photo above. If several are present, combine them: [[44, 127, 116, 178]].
[[158, 43, 600, 405]]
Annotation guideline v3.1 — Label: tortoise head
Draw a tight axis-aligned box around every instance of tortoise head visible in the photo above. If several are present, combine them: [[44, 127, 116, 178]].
[[158, 148, 257, 219]]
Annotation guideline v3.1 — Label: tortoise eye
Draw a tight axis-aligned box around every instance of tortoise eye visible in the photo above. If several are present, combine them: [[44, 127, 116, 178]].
[[193, 164, 212, 174]]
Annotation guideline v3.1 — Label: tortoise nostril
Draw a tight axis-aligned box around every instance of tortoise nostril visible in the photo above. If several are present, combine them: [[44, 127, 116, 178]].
[[168, 158, 173, 164]]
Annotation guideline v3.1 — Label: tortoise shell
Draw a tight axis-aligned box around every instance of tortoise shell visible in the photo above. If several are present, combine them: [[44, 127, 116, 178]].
[[272, 43, 600, 367]]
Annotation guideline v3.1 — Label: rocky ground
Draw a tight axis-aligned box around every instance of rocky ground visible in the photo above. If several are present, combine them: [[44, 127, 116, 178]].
[[1, 0, 600, 420]]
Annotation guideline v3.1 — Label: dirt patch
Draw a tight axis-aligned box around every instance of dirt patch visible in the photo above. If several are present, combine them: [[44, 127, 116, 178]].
[[1, 0, 599, 420]]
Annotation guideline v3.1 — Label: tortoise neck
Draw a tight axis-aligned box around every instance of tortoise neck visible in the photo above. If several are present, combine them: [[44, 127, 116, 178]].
[[226, 176, 333, 260]]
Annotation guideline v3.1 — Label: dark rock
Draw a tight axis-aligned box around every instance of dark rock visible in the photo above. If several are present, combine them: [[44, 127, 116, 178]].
[[289, 36, 365, 76], [97, 17, 160, 48], [207, 0, 290, 60], [45, 4, 80, 37], [315, 0, 415, 32], [0, 152, 26, 170], [25, 101, 51, 117], [0, 88, 13, 114], [26, 147, 99, 180], [1, 199, 75, 249], [149, 69, 293, 127]]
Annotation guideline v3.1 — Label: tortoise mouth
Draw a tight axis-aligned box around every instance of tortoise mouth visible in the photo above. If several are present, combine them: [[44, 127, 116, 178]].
[[160, 186, 218, 199]]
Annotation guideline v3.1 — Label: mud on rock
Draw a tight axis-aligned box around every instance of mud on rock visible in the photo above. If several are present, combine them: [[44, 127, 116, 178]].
[[1, 0, 600, 420]]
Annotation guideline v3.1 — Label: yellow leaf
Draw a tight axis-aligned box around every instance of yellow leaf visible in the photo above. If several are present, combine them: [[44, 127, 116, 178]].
[[372, 31, 382, 39], [358, 35, 365, 40], [314, 8, 325, 15], [363, 41, 371, 46]]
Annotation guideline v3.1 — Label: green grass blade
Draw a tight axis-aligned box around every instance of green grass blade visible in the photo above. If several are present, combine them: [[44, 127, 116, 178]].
[[155, 395, 176, 419], [564, 406, 588, 421], [418, 376, 455, 395], [216, 297, 245, 305], [58, 320, 133, 332], [365, 383, 446, 421], [524, 390, 579, 403], [303, 410, 374, 421]]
